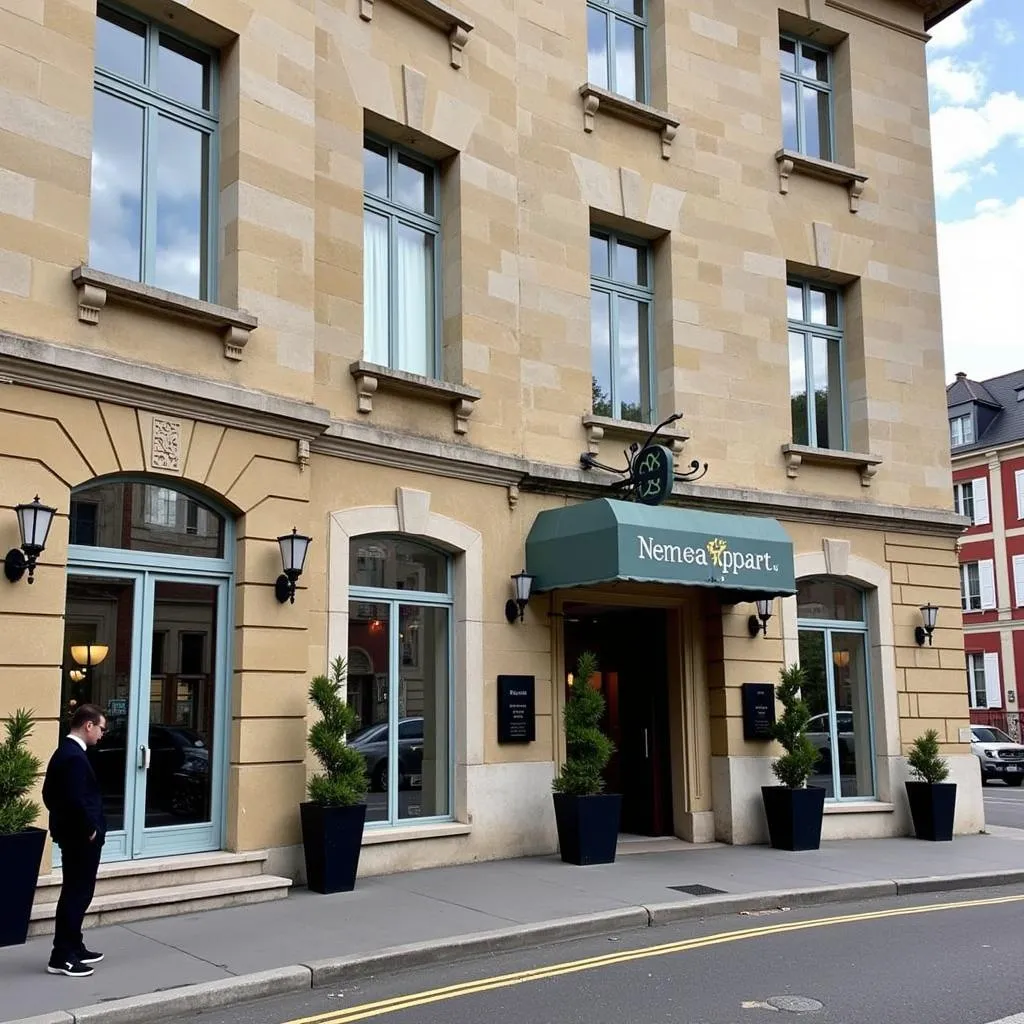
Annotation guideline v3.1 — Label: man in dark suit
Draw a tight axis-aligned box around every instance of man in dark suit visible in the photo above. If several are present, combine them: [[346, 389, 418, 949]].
[[42, 703, 108, 978]]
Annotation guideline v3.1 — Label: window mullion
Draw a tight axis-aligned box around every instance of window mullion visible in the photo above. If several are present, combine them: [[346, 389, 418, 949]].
[[606, 11, 616, 94], [804, 330, 815, 446], [388, 599, 399, 824], [824, 630, 842, 796], [608, 290, 620, 418], [388, 212, 398, 370], [141, 105, 158, 285]]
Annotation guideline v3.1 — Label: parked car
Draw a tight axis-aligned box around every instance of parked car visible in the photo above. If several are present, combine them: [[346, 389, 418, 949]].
[[971, 725, 1024, 786], [806, 711, 856, 774], [348, 717, 423, 792]]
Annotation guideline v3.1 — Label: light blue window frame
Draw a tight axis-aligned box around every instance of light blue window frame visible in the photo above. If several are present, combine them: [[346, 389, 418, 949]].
[[93, 2, 220, 300], [349, 540, 455, 827], [62, 476, 234, 864], [363, 135, 443, 378], [590, 227, 655, 423], [797, 588, 877, 803], [788, 277, 847, 450], [779, 33, 835, 160], [587, 0, 650, 102]]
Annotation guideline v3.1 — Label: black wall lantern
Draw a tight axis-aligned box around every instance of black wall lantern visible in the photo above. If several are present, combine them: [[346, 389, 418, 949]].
[[915, 602, 939, 646], [748, 597, 773, 638], [505, 569, 535, 623], [275, 528, 312, 604], [5, 496, 57, 584]]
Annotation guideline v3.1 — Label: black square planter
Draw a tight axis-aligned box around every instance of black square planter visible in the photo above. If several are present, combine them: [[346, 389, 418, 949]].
[[553, 792, 622, 865], [300, 802, 367, 894], [905, 781, 956, 842], [761, 786, 826, 851], [0, 827, 46, 947]]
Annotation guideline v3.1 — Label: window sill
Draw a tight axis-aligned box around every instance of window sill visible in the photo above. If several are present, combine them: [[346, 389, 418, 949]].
[[582, 413, 690, 456], [362, 821, 471, 845], [360, 0, 473, 68], [71, 266, 258, 361], [350, 360, 482, 435], [578, 84, 679, 160], [782, 443, 882, 487], [823, 801, 894, 815], [775, 149, 869, 213]]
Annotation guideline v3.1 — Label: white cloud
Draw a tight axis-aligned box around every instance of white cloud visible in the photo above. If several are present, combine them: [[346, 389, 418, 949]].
[[931, 91, 1024, 197], [928, 0, 985, 50], [939, 198, 1024, 380], [928, 55, 986, 104], [974, 197, 1004, 212], [994, 19, 1017, 45]]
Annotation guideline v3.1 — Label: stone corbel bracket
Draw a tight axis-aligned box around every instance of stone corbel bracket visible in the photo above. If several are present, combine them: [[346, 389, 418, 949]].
[[775, 149, 869, 213], [350, 360, 482, 435], [360, 0, 474, 69], [578, 84, 679, 160], [782, 443, 882, 487], [71, 266, 258, 361]]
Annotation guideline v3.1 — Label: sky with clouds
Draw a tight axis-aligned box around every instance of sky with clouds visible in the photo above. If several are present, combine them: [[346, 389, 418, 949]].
[[929, 0, 1023, 383]]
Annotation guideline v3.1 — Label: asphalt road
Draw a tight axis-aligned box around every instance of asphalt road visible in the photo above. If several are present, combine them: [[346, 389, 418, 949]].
[[192, 888, 1024, 1024], [984, 781, 1024, 828]]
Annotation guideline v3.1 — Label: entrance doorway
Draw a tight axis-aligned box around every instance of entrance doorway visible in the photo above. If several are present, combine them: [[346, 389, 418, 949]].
[[60, 479, 232, 862], [564, 605, 674, 836]]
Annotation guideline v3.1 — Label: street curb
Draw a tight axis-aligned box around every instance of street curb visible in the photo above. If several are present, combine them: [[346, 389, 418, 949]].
[[303, 907, 651, 987], [8, 870, 1024, 1024]]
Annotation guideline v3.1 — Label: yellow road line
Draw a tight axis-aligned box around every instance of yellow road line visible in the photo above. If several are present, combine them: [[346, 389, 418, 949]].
[[286, 891, 1024, 1024]]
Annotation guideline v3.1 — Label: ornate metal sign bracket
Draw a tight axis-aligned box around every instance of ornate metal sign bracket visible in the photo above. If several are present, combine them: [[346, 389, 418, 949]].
[[579, 412, 709, 505]]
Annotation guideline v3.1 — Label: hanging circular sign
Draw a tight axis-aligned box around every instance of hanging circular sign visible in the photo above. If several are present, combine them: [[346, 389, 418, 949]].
[[631, 444, 674, 506]]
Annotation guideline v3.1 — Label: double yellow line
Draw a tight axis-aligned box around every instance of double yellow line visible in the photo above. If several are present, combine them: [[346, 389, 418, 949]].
[[287, 892, 1024, 1024]]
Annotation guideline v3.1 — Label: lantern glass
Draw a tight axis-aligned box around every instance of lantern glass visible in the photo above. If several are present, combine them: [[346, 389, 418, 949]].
[[70, 644, 109, 668], [278, 529, 312, 576], [920, 603, 939, 631], [511, 570, 534, 605], [17, 496, 56, 552], [755, 597, 772, 620]]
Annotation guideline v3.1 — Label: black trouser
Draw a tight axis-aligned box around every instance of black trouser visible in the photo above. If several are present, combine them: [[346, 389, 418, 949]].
[[52, 839, 102, 962]]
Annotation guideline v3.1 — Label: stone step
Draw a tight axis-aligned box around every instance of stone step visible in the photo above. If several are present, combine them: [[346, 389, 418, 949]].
[[34, 850, 271, 902], [29, 873, 292, 936]]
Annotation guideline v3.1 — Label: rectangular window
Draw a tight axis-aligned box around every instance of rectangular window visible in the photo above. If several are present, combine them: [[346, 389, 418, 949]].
[[1013, 554, 1024, 608], [961, 560, 996, 611], [788, 279, 844, 449], [966, 653, 987, 709], [363, 138, 440, 378], [145, 486, 178, 527], [89, 5, 218, 300], [1016, 469, 1024, 520], [779, 34, 833, 160], [70, 502, 98, 546], [953, 481, 975, 522], [587, 0, 648, 102], [950, 414, 974, 447], [590, 229, 654, 424]]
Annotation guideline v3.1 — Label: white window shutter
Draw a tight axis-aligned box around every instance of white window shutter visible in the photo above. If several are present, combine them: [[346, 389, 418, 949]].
[[1016, 470, 1024, 521], [984, 652, 1003, 708], [1015, 556, 1024, 608], [980, 559, 997, 609], [973, 477, 990, 526]]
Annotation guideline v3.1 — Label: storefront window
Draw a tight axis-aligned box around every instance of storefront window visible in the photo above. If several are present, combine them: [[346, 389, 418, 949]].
[[347, 536, 452, 825], [797, 578, 875, 800]]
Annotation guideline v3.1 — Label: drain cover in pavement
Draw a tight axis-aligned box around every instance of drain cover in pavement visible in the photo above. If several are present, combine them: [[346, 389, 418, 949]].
[[668, 883, 727, 896]]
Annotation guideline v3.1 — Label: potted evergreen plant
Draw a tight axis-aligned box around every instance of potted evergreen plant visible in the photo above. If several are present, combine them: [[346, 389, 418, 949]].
[[0, 708, 45, 947], [552, 651, 620, 865], [761, 664, 826, 851], [299, 657, 369, 893], [905, 729, 956, 842]]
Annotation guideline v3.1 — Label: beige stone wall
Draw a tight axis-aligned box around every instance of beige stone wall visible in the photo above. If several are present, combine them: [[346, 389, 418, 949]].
[[0, 384, 310, 865], [1, 0, 952, 506]]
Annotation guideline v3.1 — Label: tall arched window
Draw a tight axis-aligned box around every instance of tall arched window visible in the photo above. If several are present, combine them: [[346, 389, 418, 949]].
[[347, 536, 452, 825], [797, 578, 875, 800]]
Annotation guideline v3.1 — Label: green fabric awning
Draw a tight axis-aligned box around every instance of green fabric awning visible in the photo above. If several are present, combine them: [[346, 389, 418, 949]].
[[525, 498, 795, 597]]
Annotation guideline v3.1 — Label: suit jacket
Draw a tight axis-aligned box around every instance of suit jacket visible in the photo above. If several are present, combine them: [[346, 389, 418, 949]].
[[42, 737, 106, 848]]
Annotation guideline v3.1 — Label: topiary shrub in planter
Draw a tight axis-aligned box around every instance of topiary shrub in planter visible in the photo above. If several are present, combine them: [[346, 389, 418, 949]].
[[0, 708, 46, 947], [905, 729, 956, 842], [552, 651, 621, 865], [300, 657, 370, 894], [761, 664, 826, 851]]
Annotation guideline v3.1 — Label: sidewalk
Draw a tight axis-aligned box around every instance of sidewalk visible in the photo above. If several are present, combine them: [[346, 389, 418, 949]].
[[5, 831, 1024, 1024]]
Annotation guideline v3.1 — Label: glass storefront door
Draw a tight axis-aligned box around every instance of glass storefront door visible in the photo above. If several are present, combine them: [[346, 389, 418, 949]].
[[62, 570, 229, 862]]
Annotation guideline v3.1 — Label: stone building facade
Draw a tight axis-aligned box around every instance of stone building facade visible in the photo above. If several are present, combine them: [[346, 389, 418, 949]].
[[0, 0, 977, 906]]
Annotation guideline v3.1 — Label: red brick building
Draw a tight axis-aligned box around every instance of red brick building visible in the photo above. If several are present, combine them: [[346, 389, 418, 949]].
[[949, 371, 1024, 739]]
